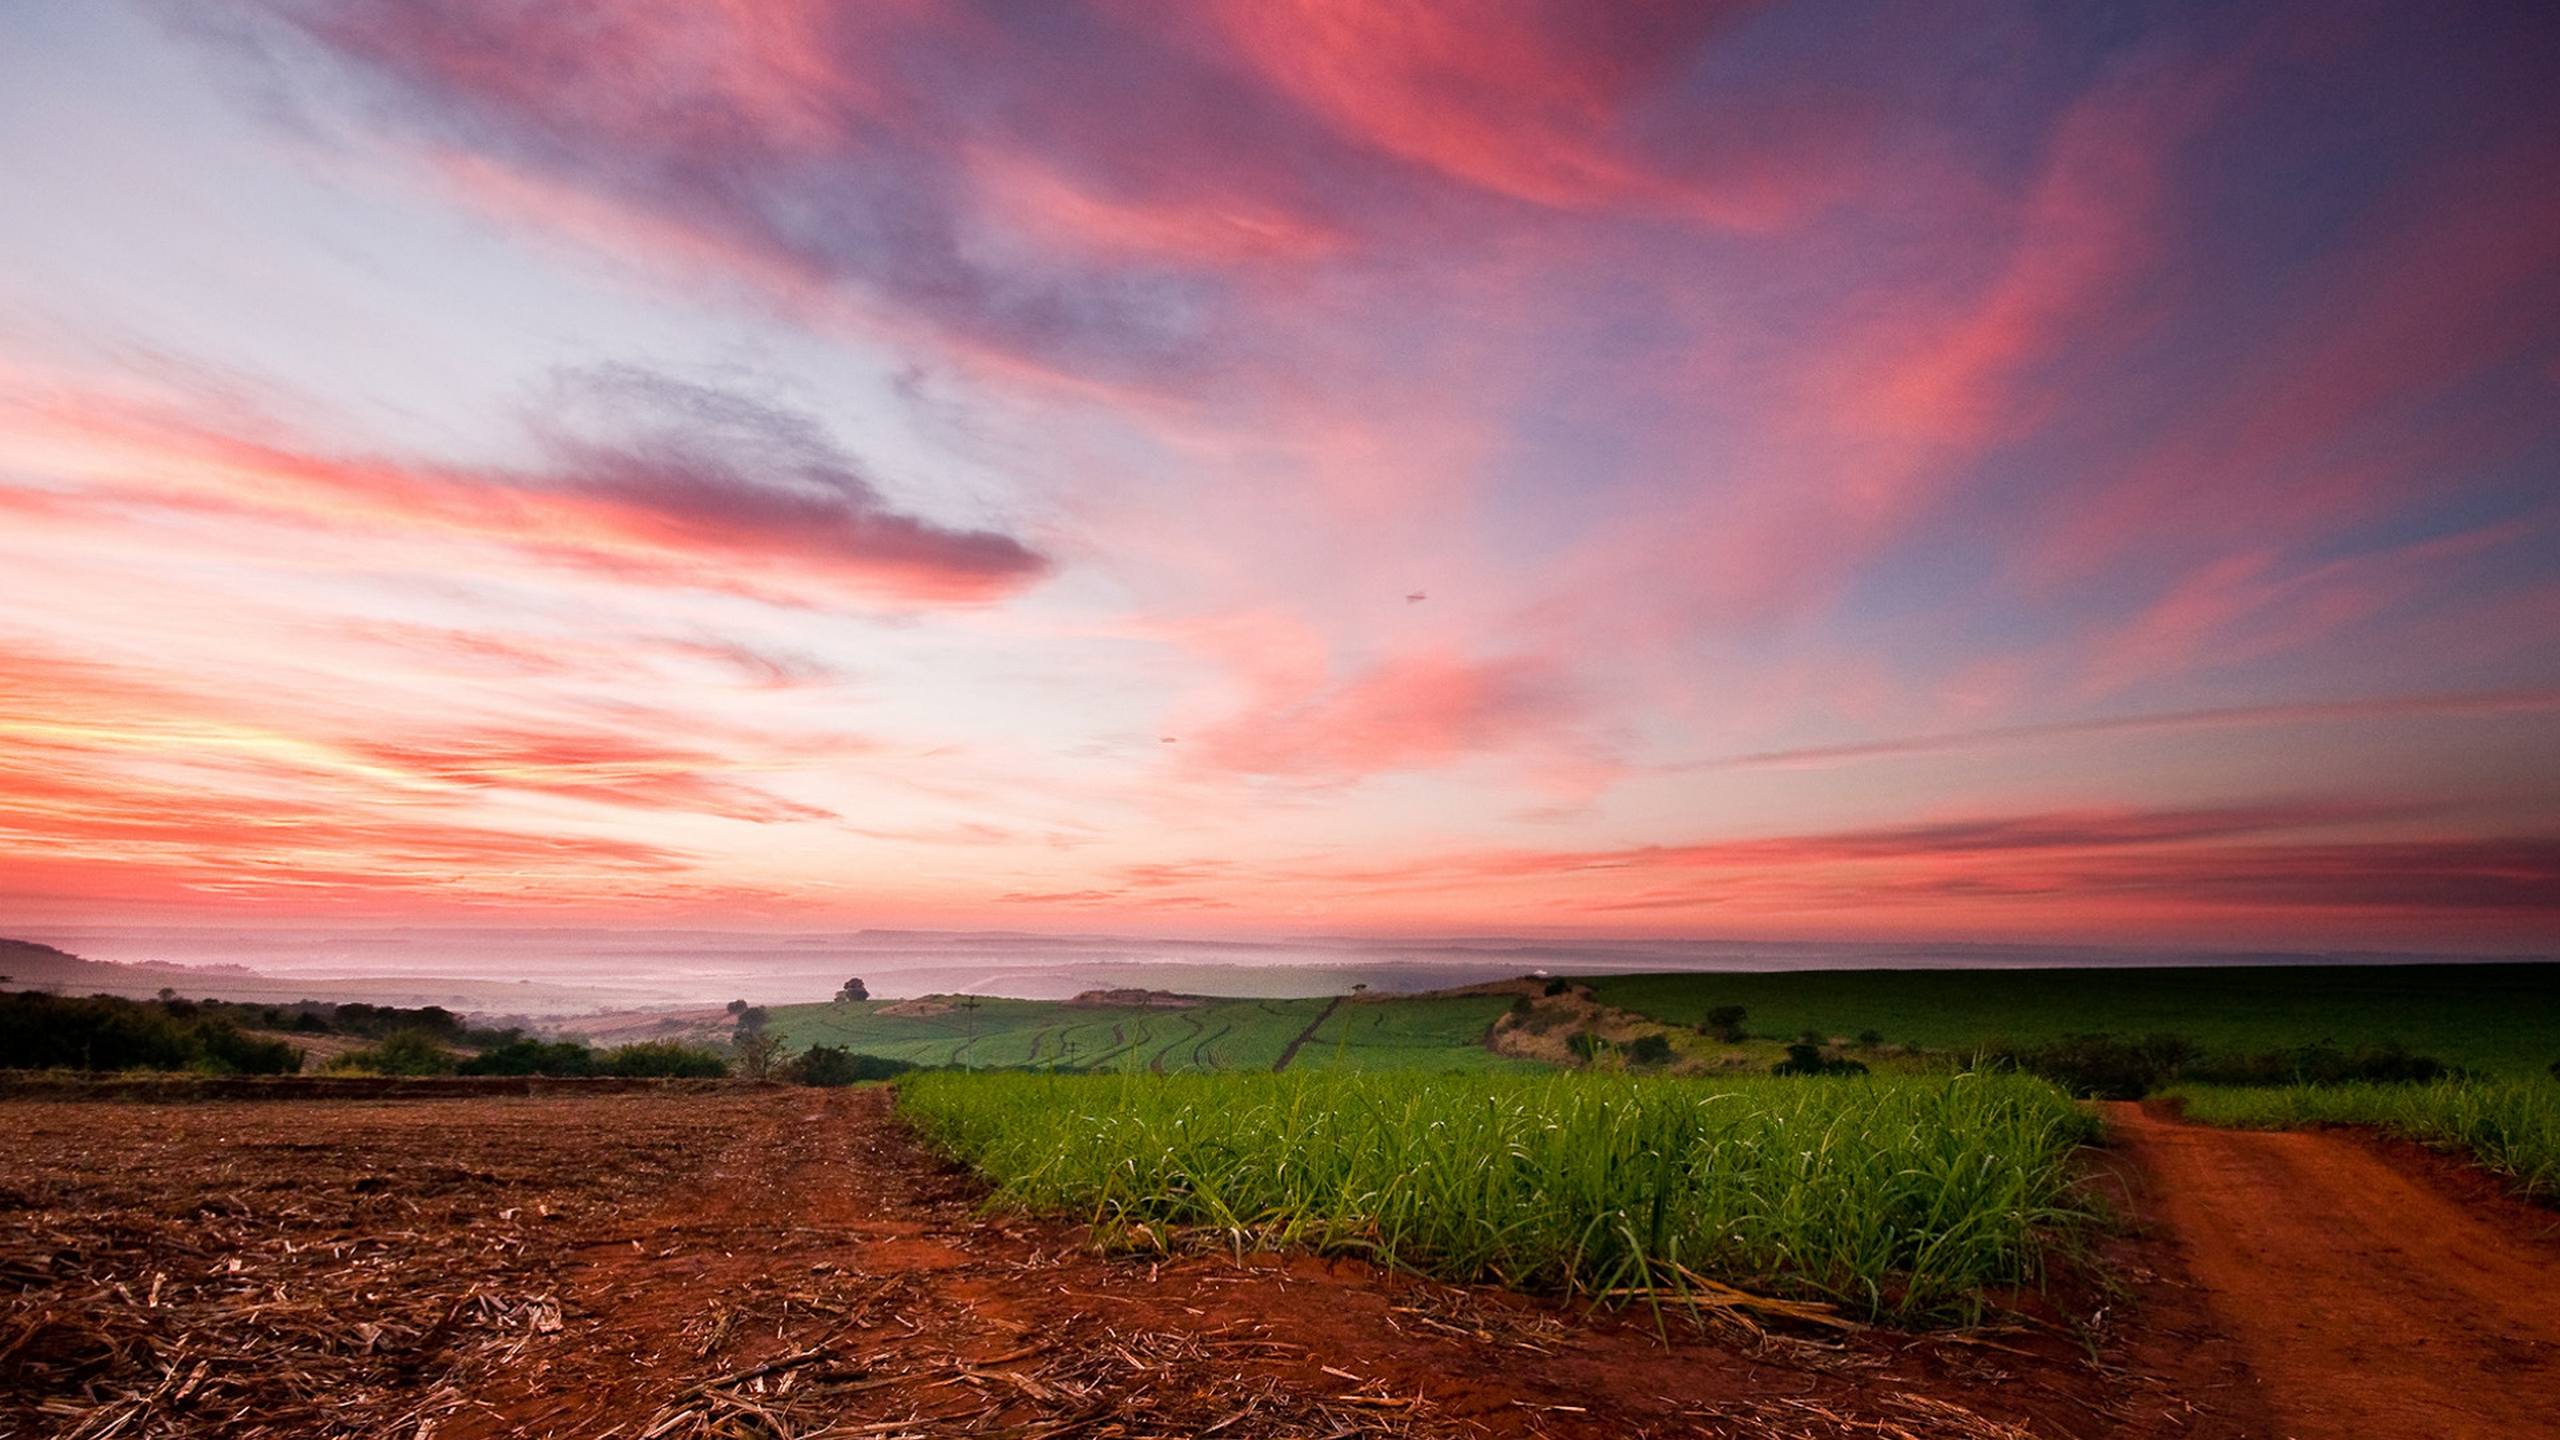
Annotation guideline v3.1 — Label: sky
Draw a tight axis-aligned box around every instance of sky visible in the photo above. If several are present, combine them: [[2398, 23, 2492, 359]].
[[0, 0, 2555, 953]]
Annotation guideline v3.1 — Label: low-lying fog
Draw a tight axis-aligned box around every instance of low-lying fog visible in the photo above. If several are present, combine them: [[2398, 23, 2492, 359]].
[[16, 925, 2501, 1017]]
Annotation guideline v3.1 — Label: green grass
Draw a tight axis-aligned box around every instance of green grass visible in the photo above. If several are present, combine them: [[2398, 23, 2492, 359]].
[[1590, 964, 2560, 1076], [2164, 1077, 2560, 1199], [764, 993, 1532, 1073], [897, 1069, 2098, 1321], [1287, 994, 1536, 1072], [765, 996, 1331, 1072]]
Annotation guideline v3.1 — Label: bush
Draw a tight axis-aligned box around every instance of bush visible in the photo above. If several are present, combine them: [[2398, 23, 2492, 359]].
[[1989, 1034, 2452, 1099], [1772, 1040, 1869, 1077], [1701, 1004, 1748, 1042], [0, 992, 300, 1074], [602, 1040, 729, 1078], [459, 1038, 598, 1077], [331, 1003, 463, 1040], [789, 1045, 916, 1087], [1990, 1033, 2195, 1100], [1626, 1032, 1676, 1068], [1541, 978, 1570, 997], [326, 1028, 457, 1076], [193, 1020, 303, 1076], [2180, 1041, 2448, 1087]]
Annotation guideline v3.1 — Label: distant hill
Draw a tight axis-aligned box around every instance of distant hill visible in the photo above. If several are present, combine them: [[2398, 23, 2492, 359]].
[[0, 937, 243, 991], [0, 936, 646, 1016]]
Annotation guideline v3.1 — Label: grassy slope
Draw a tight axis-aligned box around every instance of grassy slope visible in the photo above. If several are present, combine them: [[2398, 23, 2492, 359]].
[[1590, 964, 2560, 1076]]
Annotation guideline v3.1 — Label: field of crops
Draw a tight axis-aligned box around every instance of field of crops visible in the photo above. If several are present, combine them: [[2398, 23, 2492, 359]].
[[899, 1069, 2097, 1321], [766, 993, 1526, 1072], [1281, 994, 1529, 1071], [2166, 1077, 2560, 1198], [1590, 963, 2560, 1076], [762, 995, 1318, 1071]]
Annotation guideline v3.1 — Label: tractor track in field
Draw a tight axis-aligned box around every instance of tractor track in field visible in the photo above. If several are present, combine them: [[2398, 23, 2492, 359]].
[[1192, 1021, 1230, 1070], [1272, 994, 1344, 1072]]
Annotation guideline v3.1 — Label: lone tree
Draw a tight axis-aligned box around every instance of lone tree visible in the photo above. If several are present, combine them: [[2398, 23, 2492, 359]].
[[726, 999, 749, 1017], [732, 1025, 785, 1081], [1702, 1004, 1748, 1042], [836, 976, 869, 1003]]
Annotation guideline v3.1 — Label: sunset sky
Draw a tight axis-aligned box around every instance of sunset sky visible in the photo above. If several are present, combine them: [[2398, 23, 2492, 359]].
[[2, 1, 2555, 950]]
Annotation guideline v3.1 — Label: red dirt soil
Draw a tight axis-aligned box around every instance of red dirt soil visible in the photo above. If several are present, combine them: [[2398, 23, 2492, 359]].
[[6, 1087, 2555, 1439], [2106, 1102, 2560, 1440]]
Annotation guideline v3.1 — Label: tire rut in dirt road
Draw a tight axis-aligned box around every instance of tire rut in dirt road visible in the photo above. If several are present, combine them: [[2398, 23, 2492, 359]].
[[2107, 1103, 2560, 1440]]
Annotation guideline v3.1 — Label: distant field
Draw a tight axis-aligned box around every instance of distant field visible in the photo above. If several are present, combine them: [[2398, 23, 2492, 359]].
[[765, 964, 2559, 1075], [764, 992, 1533, 1073], [1590, 964, 2560, 1076], [1282, 994, 1531, 1071], [766, 995, 1332, 1072]]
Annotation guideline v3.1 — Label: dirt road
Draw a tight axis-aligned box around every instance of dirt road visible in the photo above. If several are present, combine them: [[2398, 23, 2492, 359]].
[[2107, 1103, 2560, 1440]]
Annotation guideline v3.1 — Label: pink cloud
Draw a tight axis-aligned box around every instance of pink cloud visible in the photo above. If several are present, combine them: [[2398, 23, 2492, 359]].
[[1186, 649, 1580, 782], [1193, 0, 1848, 226], [11, 369, 1048, 606], [2075, 519, 2543, 698], [1687, 687, 2560, 772], [2028, 137, 2560, 584]]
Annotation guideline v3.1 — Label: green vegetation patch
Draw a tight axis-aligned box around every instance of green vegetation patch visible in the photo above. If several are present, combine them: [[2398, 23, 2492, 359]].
[[0, 991, 301, 1075], [1288, 995, 1536, 1072], [1590, 964, 2560, 1077], [2165, 1078, 2560, 1200], [768, 996, 1343, 1072], [899, 1069, 2096, 1321]]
